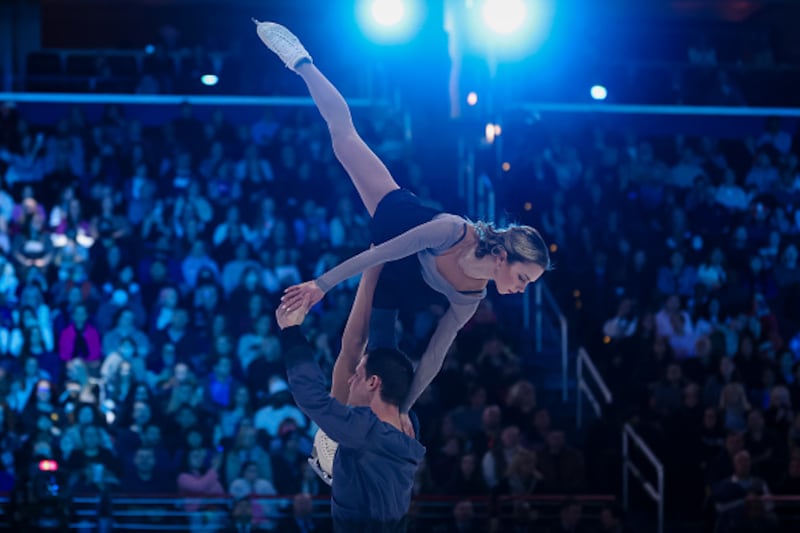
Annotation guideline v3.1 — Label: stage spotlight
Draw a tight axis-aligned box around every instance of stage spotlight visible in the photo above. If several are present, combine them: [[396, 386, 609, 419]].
[[464, 0, 554, 59], [201, 74, 219, 87], [590, 84, 608, 101], [357, 0, 422, 43], [482, 0, 527, 35], [466, 91, 478, 106], [371, 0, 405, 26]]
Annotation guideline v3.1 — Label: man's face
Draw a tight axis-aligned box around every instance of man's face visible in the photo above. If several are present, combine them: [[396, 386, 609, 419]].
[[347, 356, 376, 407]]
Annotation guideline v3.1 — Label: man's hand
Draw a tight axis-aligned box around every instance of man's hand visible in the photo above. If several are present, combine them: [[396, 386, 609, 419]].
[[276, 293, 311, 330]]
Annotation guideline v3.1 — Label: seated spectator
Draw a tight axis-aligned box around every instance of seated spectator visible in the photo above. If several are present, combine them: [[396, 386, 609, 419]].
[[776, 449, 800, 494], [602, 297, 639, 340], [152, 308, 197, 364], [203, 355, 240, 412], [710, 450, 777, 532], [66, 424, 119, 477], [551, 500, 591, 533], [229, 461, 279, 531], [699, 407, 726, 466], [744, 408, 781, 483], [707, 431, 745, 485], [214, 384, 253, 447], [481, 425, 521, 490], [177, 447, 225, 496], [656, 252, 697, 299], [697, 247, 727, 290], [474, 405, 502, 459], [102, 307, 149, 360], [253, 377, 307, 439], [224, 420, 273, 488], [237, 314, 281, 384], [720, 383, 751, 432], [120, 446, 175, 494], [764, 385, 793, 437], [221, 242, 261, 296], [177, 447, 226, 532], [443, 500, 483, 533], [703, 357, 740, 408], [182, 241, 219, 291], [269, 427, 308, 495], [651, 363, 686, 416], [538, 430, 586, 493], [276, 493, 330, 533], [715, 169, 750, 211], [598, 504, 634, 533], [492, 448, 546, 497], [655, 295, 696, 357], [115, 400, 153, 461], [57, 303, 101, 365], [449, 385, 488, 437]]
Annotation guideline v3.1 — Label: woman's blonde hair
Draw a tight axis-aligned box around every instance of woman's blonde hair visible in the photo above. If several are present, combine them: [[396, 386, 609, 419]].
[[473, 221, 552, 270]]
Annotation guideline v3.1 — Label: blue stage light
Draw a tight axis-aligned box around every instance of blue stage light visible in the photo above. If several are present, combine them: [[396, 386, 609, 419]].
[[482, 0, 527, 35], [357, 0, 422, 44], [371, 0, 406, 26], [201, 74, 219, 87], [590, 84, 608, 101]]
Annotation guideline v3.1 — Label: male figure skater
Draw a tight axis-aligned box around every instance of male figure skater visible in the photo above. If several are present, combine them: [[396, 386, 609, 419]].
[[275, 266, 424, 532]]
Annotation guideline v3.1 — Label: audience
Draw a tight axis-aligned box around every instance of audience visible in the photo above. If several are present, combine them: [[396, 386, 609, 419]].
[[3, 91, 800, 532]]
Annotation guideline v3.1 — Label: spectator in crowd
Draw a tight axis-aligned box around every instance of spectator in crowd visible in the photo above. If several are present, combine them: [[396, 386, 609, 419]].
[[229, 460, 279, 531], [122, 446, 175, 494], [276, 492, 329, 533]]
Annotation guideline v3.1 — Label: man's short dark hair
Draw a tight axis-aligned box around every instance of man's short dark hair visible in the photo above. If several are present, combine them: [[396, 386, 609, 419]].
[[364, 348, 413, 407]]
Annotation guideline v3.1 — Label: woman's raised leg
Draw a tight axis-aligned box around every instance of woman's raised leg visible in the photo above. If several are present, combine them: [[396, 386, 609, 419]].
[[254, 21, 398, 217], [295, 62, 398, 217]]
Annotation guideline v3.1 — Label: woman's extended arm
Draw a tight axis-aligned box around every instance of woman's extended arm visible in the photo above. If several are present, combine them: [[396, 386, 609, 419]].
[[400, 299, 480, 413], [282, 215, 463, 310]]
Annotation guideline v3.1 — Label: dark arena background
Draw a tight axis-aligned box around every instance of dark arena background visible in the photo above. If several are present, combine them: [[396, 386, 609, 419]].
[[2, 0, 800, 531]]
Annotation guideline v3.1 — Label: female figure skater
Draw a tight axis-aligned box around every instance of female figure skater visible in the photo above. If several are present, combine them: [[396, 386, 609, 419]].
[[254, 21, 551, 415]]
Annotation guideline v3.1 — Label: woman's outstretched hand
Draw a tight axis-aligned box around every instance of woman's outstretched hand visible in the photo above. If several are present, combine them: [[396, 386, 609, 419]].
[[400, 413, 415, 438], [282, 281, 324, 312]]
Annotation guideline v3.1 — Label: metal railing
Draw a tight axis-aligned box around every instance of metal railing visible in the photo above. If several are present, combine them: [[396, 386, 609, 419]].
[[527, 282, 569, 402], [622, 423, 664, 533], [576, 347, 613, 428], [0, 493, 616, 530]]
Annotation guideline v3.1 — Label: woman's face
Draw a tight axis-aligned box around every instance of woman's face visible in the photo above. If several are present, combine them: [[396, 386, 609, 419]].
[[493, 258, 545, 296]]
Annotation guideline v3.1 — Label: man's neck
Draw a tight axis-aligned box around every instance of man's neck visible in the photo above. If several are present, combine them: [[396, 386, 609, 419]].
[[371, 400, 403, 432]]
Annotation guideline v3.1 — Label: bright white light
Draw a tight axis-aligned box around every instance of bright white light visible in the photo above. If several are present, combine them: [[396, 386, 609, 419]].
[[590, 85, 608, 101], [371, 0, 405, 26], [357, 0, 421, 44], [485, 123, 496, 143], [482, 0, 527, 35], [467, 91, 478, 106], [201, 74, 219, 87]]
